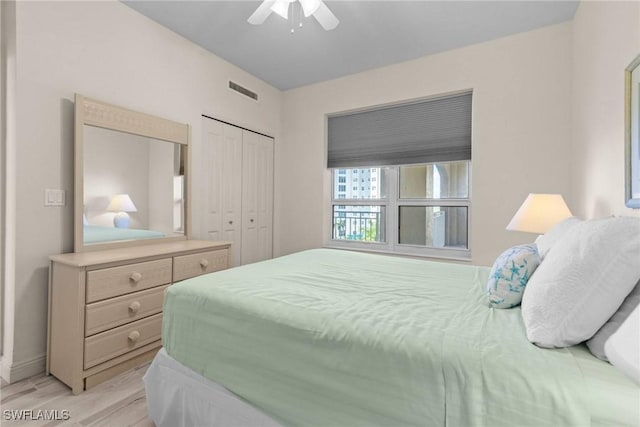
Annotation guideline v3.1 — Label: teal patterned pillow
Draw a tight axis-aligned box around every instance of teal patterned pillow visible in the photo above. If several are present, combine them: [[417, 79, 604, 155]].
[[486, 244, 540, 309]]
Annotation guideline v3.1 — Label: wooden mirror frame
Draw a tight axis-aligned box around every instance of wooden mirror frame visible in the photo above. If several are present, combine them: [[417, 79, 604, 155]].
[[74, 94, 191, 252], [625, 54, 640, 209]]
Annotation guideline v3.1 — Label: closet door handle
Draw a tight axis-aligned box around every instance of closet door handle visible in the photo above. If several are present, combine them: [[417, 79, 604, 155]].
[[128, 301, 141, 314], [129, 272, 142, 283], [250, 218, 254, 223], [200, 259, 210, 269], [128, 330, 140, 344], [228, 220, 233, 225]]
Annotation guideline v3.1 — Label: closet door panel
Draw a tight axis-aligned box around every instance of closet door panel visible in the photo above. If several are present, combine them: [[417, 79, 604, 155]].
[[256, 135, 274, 261], [202, 118, 242, 266], [241, 131, 260, 265], [202, 119, 223, 238], [220, 127, 243, 267]]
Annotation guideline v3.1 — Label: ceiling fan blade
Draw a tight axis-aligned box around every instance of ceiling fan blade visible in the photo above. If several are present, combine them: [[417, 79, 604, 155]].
[[299, 0, 321, 17], [270, 0, 293, 20], [313, 2, 339, 31], [248, 0, 276, 25]]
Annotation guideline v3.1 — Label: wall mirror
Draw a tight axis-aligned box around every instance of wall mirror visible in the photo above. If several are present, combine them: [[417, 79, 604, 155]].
[[625, 53, 640, 208], [74, 94, 190, 252]]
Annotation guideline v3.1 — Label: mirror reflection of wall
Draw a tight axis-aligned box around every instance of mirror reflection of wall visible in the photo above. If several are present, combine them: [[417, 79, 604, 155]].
[[83, 125, 184, 244]]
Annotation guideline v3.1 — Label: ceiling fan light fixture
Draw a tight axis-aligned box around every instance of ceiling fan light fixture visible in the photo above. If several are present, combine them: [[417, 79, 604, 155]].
[[299, 0, 321, 17], [248, 0, 338, 31]]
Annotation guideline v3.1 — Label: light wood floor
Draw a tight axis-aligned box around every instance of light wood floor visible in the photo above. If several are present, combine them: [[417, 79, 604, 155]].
[[0, 364, 154, 427]]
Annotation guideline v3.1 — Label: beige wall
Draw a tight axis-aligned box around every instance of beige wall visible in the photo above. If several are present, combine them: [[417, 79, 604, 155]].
[[276, 23, 573, 266], [4, 0, 282, 381], [1, 0, 17, 378], [5, 0, 638, 382], [0, 0, 4, 359], [571, 1, 640, 218]]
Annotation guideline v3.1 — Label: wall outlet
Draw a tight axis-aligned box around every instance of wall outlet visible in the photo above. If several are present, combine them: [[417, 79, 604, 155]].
[[44, 189, 65, 206]]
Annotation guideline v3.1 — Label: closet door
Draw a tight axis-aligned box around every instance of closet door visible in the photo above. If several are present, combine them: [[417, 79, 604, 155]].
[[202, 118, 243, 266], [241, 131, 274, 265]]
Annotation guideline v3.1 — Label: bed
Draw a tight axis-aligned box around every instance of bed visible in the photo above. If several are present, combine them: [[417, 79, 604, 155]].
[[144, 249, 640, 427], [83, 224, 166, 244]]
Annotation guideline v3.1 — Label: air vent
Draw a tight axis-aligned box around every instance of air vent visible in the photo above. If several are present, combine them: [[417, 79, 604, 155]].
[[229, 81, 258, 101]]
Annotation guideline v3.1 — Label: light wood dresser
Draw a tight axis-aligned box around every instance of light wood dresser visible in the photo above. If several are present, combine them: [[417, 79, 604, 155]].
[[47, 240, 230, 394]]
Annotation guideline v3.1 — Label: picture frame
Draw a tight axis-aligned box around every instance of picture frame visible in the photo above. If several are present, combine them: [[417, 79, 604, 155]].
[[625, 53, 640, 208]]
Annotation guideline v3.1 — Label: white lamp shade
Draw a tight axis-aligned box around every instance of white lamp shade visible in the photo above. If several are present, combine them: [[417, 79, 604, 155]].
[[107, 194, 138, 213], [506, 193, 572, 234]]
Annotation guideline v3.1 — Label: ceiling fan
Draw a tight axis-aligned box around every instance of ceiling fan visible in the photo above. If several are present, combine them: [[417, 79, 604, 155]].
[[248, 0, 339, 31]]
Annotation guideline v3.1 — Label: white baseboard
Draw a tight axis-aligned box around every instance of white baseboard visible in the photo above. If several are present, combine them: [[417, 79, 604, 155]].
[[3, 354, 45, 383]]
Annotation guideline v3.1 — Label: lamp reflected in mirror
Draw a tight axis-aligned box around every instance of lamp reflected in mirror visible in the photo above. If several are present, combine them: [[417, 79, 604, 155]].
[[107, 194, 138, 228]]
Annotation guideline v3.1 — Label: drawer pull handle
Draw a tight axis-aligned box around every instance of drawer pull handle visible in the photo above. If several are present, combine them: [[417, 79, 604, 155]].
[[128, 330, 141, 343], [200, 259, 210, 269], [128, 301, 141, 314], [129, 272, 142, 283]]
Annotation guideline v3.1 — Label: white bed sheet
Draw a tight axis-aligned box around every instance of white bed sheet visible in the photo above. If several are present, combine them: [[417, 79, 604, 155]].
[[143, 348, 282, 427]]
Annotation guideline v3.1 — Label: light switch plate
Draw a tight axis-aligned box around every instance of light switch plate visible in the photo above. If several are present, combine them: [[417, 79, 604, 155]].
[[44, 189, 65, 206]]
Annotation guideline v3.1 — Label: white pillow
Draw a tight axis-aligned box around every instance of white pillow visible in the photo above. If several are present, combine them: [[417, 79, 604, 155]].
[[534, 216, 582, 259], [587, 280, 640, 360], [605, 305, 640, 385], [521, 216, 640, 348]]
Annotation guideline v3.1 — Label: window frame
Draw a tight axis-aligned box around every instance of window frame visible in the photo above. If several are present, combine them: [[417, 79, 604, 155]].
[[328, 163, 472, 261]]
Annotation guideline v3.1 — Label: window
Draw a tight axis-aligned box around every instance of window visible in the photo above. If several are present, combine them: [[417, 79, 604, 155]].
[[331, 161, 470, 259], [327, 91, 472, 259], [338, 176, 346, 183], [338, 185, 346, 192], [331, 168, 387, 243]]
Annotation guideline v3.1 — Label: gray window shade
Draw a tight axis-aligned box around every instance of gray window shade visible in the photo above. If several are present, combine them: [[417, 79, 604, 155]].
[[327, 92, 472, 168]]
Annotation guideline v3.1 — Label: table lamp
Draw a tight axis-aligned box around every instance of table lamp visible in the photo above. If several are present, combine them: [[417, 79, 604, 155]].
[[506, 193, 572, 234], [107, 194, 137, 228]]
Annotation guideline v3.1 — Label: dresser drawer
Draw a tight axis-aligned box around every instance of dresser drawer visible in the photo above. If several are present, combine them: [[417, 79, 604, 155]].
[[86, 259, 172, 303], [84, 313, 162, 369], [173, 249, 228, 282], [85, 285, 168, 337]]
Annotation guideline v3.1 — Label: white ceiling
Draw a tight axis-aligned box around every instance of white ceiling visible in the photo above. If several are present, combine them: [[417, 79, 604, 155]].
[[122, 1, 579, 91]]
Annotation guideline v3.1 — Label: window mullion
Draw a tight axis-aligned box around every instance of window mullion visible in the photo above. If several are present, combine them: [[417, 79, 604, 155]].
[[397, 199, 470, 207], [388, 166, 398, 252]]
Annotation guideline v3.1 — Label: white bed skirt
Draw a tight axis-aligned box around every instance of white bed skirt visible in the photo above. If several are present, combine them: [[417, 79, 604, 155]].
[[143, 348, 283, 427]]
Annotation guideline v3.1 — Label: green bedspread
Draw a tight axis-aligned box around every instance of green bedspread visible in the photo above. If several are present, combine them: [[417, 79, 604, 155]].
[[162, 249, 639, 427], [83, 224, 165, 244]]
